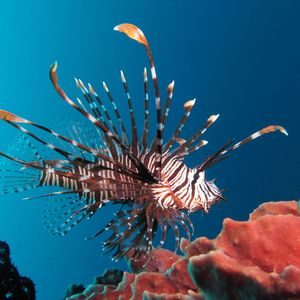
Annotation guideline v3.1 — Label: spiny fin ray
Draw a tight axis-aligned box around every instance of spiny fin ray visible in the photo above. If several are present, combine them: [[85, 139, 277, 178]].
[[114, 23, 148, 46]]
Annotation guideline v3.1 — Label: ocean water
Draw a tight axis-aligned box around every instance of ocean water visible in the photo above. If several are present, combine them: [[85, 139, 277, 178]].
[[0, 1, 299, 299]]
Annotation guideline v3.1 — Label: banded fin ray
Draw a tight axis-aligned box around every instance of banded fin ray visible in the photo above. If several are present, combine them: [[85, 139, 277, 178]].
[[75, 78, 121, 159], [114, 24, 163, 178], [49, 63, 157, 183], [142, 68, 149, 151], [42, 194, 86, 235], [0, 112, 145, 182], [99, 82, 130, 146], [120, 70, 139, 153], [164, 99, 196, 152], [0, 134, 42, 195], [161, 81, 175, 140], [198, 125, 288, 171]]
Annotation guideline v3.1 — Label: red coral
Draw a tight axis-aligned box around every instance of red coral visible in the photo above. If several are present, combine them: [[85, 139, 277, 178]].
[[65, 201, 300, 300]]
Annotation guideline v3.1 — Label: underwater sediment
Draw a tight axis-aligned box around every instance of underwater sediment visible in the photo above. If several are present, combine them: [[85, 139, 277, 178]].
[[65, 200, 300, 300]]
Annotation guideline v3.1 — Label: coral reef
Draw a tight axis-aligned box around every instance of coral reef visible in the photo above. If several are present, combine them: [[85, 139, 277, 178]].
[[65, 201, 300, 300], [0, 241, 35, 300], [65, 284, 85, 299]]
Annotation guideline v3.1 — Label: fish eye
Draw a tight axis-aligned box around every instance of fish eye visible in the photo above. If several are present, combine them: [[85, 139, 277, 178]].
[[193, 173, 200, 180]]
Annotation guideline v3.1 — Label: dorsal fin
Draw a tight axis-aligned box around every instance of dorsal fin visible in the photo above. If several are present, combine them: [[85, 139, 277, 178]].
[[120, 70, 139, 152], [97, 82, 130, 146], [114, 23, 163, 179], [164, 99, 196, 152], [142, 68, 149, 151], [198, 125, 288, 171]]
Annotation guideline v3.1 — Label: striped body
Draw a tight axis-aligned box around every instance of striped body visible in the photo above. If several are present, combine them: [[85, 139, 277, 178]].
[[0, 23, 287, 260], [40, 150, 221, 214]]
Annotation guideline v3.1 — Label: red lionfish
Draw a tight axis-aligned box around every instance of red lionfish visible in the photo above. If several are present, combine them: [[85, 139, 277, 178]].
[[0, 24, 287, 261]]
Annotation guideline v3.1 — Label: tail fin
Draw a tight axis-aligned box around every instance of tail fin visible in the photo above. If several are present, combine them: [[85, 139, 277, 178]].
[[0, 134, 42, 195]]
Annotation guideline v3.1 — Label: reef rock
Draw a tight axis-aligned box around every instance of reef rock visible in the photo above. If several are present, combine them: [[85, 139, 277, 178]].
[[65, 201, 300, 300], [0, 240, 36, 300]]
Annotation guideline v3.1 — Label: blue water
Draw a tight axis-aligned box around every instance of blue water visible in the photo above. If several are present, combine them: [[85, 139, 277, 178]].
[[0, 1, 299, 299]]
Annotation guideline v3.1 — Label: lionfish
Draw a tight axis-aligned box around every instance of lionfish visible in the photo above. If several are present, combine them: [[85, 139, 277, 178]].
[[0, 24, 287, 261]]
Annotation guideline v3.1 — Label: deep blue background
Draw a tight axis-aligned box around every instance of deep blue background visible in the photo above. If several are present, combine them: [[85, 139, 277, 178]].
[[0, 1, 299, 299]]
